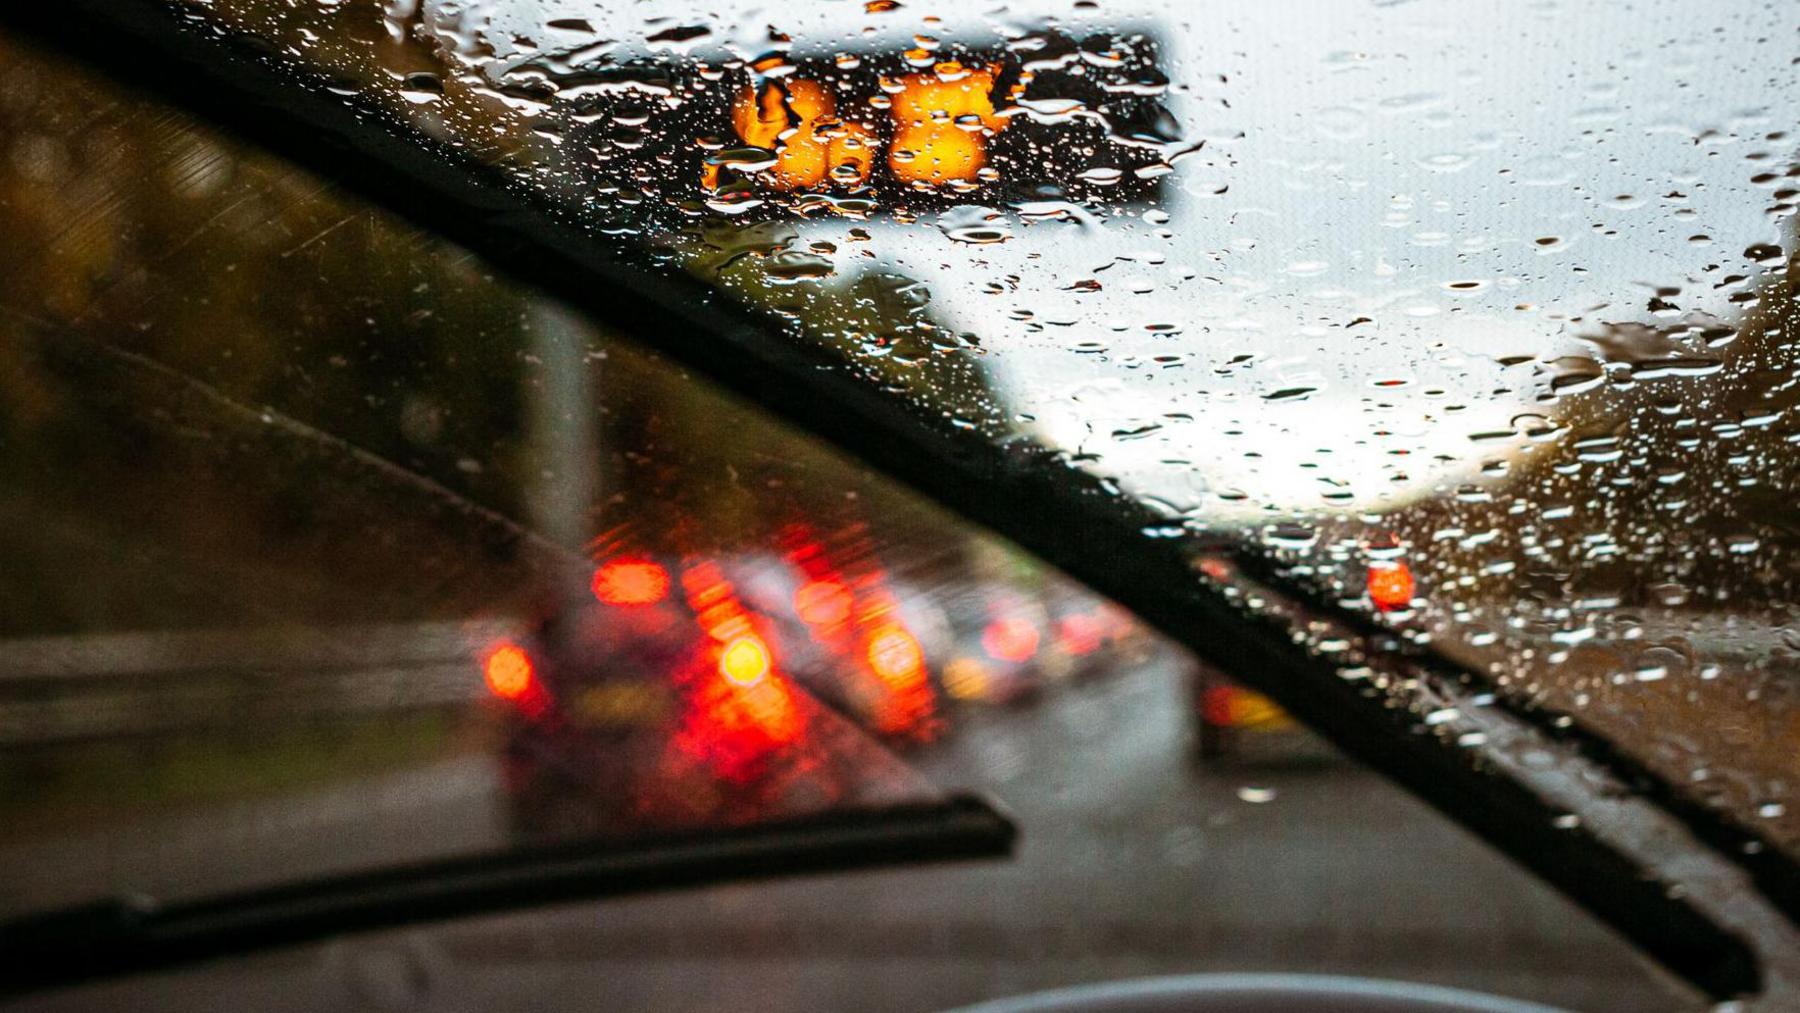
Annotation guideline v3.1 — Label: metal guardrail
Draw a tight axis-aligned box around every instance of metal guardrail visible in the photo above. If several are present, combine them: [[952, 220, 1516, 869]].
[[0, 621, 517, 747]]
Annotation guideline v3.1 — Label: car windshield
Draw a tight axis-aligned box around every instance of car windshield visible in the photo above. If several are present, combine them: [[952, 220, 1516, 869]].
[[4, 0, 1800, 1008], [130, 0, 1798, 854], [0, 26, 966, 913]]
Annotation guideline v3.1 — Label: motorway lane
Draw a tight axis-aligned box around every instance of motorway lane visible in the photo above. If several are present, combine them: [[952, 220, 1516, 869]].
[[0, 753, 507, 918], [9, 654, 1699, 1011]]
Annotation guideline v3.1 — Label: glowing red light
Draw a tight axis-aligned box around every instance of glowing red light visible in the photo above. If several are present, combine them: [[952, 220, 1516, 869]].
[[1368, 560, 1417, 612], [865, 623, 937, 739], [592, 559, 670, 606], [719, 635, 773, 687], [867, 625, 924, 685], [681, 561, 729, 604], [677, 646, 805, 781], [734, 677, 801, 741], [1056, 613, 1104, 656], [794, 580, 854, 627], [982, 616, 1040, 663], [483, 643, 535, 700], [700, 609, 755, 643], [1201, 685, 1239, 726]]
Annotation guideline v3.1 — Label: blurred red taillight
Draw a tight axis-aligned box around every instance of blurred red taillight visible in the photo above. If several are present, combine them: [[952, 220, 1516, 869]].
[[867, 625, 924, 685], [592, 559, 670, 606], [795, 579, 853, 626], [982, 616, 1040, 663], [1367, 560, 1416, 612], [1056, 613, 1103, 656], [483, 642, 535, 700]]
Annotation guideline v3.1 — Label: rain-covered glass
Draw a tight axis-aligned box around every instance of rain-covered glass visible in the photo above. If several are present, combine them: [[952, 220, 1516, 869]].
[[4, 0, 1800, 1006], [0, 31, 1166, 917], [0, 14, 1712, 1009], [136, 0, 1800, 870]]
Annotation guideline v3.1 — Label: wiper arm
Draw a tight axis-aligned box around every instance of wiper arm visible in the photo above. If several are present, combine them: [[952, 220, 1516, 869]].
[[0, 795, 1013, 998]]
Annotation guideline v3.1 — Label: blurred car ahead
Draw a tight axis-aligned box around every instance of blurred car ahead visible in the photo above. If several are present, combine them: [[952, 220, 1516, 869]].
[[492, 554, 842, 843]]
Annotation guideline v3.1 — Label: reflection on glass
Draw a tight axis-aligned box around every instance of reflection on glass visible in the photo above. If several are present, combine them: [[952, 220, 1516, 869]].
[[0, 34, 1165, 917], [186, 0, 1798, 863], [10, 0, 1800, 949]]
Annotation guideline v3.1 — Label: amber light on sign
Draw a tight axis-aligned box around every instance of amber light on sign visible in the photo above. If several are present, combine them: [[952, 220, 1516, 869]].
[[720, 79, 876, 193], [709, 60, 1025, 195], [887, 63, 1012, 186]]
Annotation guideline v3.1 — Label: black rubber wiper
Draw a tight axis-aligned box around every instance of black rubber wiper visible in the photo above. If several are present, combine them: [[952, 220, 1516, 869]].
[[0, 795, 1013, 998]]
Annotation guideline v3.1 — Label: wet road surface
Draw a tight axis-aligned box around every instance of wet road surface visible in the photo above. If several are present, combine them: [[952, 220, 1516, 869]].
[[9, 658, 1698, 1012]]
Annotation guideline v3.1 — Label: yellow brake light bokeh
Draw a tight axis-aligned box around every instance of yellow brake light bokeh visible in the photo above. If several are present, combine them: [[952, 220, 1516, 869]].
[[719, 634, 773, 687]]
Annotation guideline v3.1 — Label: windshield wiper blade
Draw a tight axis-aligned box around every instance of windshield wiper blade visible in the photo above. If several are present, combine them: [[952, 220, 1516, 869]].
[[0, 795, 1013, 998]]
